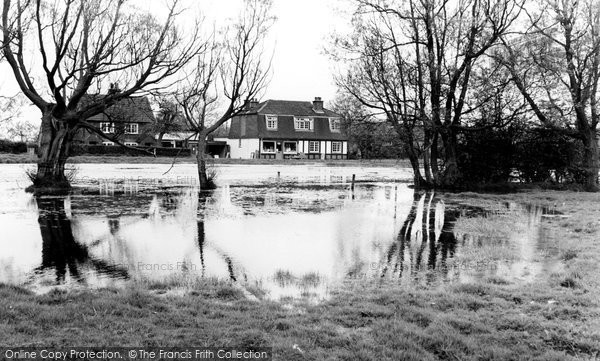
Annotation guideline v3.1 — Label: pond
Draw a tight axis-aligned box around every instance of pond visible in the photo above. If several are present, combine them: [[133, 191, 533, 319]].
[[0, 163, 561, 300]]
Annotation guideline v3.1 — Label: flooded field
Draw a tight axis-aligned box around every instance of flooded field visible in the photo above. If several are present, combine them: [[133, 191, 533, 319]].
[[0, 163, 560, 300]]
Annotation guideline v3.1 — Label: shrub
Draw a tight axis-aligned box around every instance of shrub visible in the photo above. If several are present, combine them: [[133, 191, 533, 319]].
[[457, 124, 582, 185]]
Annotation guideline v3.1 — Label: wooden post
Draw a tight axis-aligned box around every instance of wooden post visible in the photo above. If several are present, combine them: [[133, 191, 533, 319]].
[[351, 174, 355, 191], [277, 171, 280, 180]]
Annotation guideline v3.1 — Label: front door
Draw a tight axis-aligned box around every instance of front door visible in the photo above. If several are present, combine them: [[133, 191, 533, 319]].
[[276, 142, 283, 159]]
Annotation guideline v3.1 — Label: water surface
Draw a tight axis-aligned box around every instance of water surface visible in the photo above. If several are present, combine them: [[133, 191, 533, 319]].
[[0, 163, 559, 300]]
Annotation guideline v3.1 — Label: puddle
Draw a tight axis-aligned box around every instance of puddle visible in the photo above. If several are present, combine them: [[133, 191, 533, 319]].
[[0, 164, 560, 301]]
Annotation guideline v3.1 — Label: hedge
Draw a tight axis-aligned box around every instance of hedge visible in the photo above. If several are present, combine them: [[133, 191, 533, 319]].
[[70, 144, 192, 157], [0, 140, 28, 154]]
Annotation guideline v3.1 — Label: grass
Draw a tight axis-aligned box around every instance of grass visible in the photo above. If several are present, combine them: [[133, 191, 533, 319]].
[[0, 152, 410, 167], [1, 191, 600, 360]]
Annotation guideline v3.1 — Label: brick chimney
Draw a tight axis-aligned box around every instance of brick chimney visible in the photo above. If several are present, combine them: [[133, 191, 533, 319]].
[[244, 98, 260, 110], [313, 97, 324, 113], [108, 83, 121, 94]]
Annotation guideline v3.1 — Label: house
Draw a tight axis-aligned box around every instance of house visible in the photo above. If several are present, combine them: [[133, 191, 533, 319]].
[[75, 88, 156, 147], [223, 97, 348, 159]]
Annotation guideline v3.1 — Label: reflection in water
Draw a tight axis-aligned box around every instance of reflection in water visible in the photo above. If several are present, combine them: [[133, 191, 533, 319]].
[[34, 197, 129, 286], [362, 192, 461, 287], [0, 184, 556, 300]]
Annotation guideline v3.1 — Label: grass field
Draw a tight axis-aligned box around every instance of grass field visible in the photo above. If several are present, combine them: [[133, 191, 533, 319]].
[[1, 191, 599, 360]]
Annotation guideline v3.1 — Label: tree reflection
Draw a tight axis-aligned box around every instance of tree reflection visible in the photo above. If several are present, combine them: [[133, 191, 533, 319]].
[[35, 197, 129, 284], [380, 192, 458, 283]]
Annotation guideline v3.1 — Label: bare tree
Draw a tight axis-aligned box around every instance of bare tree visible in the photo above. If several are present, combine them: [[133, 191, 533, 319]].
[[5, 118, 37, 142], [334, 0, 523, 188], [175, 0, 272, 189], [1, 0, 203, 191], [153, 99, 185, 146], [500, 0, 600, 190]]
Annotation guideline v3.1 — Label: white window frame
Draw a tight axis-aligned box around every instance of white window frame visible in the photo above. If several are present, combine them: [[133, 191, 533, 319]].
[[100, 122, 114, 133], [102, 141, 115, 146], [329, 118, 341, 132], [124, 142, 138, 146], [262, 140, 276, 153], [331, 141, 342, 153], [283, 141, 297, 153], [308, 141, 320, 153], [265, 115, 278, 130], [294, 117, 313, 131], [124, 123, 139, 134]]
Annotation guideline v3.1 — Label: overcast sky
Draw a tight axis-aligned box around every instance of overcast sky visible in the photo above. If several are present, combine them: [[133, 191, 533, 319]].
[[0, 0, 353, 129], [187, 0, 351, 104]]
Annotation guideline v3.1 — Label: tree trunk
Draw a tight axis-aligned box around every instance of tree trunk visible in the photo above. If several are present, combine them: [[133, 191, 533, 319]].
[[196, 131, 214, 190], [422, 129, 433, 184], [439, 128, 461, 187], [403, 142, 427, 189], [32, 112, 75, 191], [581, 129, 599, 191], [430, 132, 440, 183]]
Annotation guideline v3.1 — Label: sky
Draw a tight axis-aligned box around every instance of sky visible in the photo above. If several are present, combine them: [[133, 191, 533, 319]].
[[0, 0, 353, 134], [178, 0, 352, 104]]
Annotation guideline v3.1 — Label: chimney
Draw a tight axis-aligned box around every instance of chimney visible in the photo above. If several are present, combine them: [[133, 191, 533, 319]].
[[108, 83, 121, 94], [313, 97, 324, 113], [244, 98, 260, 110]]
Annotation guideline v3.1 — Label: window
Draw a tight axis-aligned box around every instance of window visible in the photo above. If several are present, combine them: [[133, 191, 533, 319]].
[[283, 141, 297, 153], [262, 141, 275, 153], [102, 141, 115, 146], [100, 122, 114, 133], [294, 117, 313, 131], [124, 123, 139, 134], [308, 141, 320, 153], [266, 115, 278, 130], [124, 142, 138, 146], [329, 118, 341, 132], [332, 141, 342, 153]]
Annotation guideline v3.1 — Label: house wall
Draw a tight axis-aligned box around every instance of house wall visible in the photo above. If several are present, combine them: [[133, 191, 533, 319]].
[[257, 139, 348, 160], [226, 138, 260, 159], [74, 123, 156, 146]]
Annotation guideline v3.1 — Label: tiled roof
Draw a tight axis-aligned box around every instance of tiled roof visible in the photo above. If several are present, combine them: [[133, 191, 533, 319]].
[[245, 99, 341, 117], [83, 95, 155, 124], [229, 114, 348, 140]]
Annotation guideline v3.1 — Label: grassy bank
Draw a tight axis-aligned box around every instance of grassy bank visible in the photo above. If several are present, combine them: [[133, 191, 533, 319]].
[[0, 152, 408, 167], [1, 191, 599, 360]]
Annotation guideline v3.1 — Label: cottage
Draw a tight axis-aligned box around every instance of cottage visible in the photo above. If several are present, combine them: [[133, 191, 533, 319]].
[[75, 92, 156, 147], [223, 97, 348, 159]]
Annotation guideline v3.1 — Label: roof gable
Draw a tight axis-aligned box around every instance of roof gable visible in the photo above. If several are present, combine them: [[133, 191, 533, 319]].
[[83, 95, 156, 124]]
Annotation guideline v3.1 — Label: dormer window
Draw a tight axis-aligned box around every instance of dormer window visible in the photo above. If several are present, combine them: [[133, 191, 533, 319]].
[[100, 122, 114, 133], [124, 123, 139, 134], [294, 117, 313, 131], [329, 118, 341, 132], [266, 115, 278, 130]]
